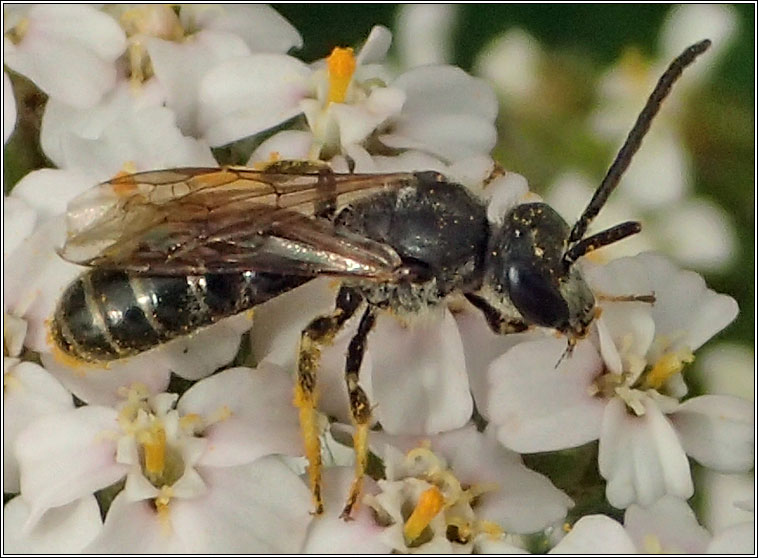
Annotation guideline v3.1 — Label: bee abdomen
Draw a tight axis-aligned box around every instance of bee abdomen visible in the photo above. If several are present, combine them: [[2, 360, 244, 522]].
[[50, 269, 308, 364]]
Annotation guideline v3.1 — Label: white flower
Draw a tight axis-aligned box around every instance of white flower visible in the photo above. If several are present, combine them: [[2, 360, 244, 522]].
[[487, 252, 750, 509], [143, 4, 301, 138], [15, 366, 310, 552], [349, 425, 570, 553], [300, 467, 392, 554], [474, 28, 542, 104], [201, 24, 497, 169], [3, 357, 74, 493], [4, 5, 127, 108], [550, 495, 753, 554], [3, 496, 102, 553], [394, 5, 459, 68]]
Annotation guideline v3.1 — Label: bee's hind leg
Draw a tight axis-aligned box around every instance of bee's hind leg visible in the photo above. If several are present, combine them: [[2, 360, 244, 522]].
[[296, 286, 363, 515], [339, 305, 378, 520]]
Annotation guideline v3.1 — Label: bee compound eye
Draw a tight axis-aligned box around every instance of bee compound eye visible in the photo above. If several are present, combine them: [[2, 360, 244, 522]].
[[505, 262, 570, 329]]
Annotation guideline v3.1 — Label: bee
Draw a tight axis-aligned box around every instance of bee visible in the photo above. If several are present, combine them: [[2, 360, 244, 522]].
[[50, 40, 711, 519]]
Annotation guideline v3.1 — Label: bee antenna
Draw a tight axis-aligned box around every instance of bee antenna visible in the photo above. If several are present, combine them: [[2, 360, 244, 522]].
[[563, 220, 641, 267], [568, 39, 712, 245]]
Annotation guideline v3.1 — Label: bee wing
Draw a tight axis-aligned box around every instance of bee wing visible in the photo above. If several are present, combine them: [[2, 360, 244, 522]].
[[60, 167, 419, 279]]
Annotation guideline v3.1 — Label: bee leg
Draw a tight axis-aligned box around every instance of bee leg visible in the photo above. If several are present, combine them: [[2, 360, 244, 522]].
[[295, 286, 363, 515], [339, 305, 378, 520], [464, 293, 529, 335]]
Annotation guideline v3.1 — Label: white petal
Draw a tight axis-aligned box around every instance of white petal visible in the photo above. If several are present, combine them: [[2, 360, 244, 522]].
[[16, 406, 127, 527], [83, 494, 185, 553], [3, 217, 82, 352], [707, 522, 755, 554], [370, 309, 472, 434], [4, 361, 73, 492], [549, 515, 636, 554], [699, 470, 754, 534], [40, 80, 166, 168], [332, 87, 405, 147], [3, 195, 37, 258], [251, 278, 335, 372], [395, 5, 457, 67], [599, 396, 693, 509], [27, 5, 126, 60], [10, 168, 95, 219], [355, 25, 392, 66], [587, 252, 739, 352], [474, 29, 541, 102], [180, 4, 302, 54], [393, 65, 497, 121], [198, 54, 311, 146], [169, 458, 312, 553], [453, 305, 536, 417], [488, 338, 606, 452], [595, 304, 655, 375], [381, 113, 497, 163], [692, 342, 754, 400], [361, 149, 448, 174], [248, 130, 314, 164], [4, 72, 17, 143], [620, 131, 690, 209], [624, 496, 710, 553], [385, 65, 497, 162], [656, 198, 737, 272], [302, 467, 389, 553], [154, 314, 252, 381], [178, 366, 302, 467], [5, 33, 117, 109], [62, 105, 217, 181], [147, 31, 250, 136], [669, 395, 754, 472], [436, 425, 573, 534], [41, 350, 171, 407], [660, 5, 738, 81], [484, 171, 530, 224], [3, 496, 102, 553]]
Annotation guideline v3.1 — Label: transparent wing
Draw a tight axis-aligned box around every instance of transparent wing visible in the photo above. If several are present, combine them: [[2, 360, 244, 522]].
[[60, 167, 423, 279]]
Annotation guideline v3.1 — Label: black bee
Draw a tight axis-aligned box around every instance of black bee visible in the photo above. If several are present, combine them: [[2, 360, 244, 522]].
[[50, 40, 711, 518]]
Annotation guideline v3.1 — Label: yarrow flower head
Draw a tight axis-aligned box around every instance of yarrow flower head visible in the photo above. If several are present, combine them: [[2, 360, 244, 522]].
[[3, 5, 749, 554]]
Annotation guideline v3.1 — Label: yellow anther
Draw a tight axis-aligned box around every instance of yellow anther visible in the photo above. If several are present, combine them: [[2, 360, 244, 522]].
[[140, 424, 167, 479], [644, 349, 694, 390], [120, 5, 184, 41], [403, 486, 445, 543], [563, 521, 572, 533], [477, 520, 504, 538], [327, 47, 356, 103], [7, 17, 30, 44]]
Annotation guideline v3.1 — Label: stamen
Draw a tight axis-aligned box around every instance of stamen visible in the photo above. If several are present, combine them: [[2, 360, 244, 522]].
[[327, 47, 356, 103], [404, 486, 444, 543], [7, 18, 30, 44], [140, 423, 167, 481], [643, 349, 694, 390]]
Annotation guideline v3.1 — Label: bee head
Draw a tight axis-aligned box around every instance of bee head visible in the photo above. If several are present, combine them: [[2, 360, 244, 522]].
[[484, 202, 597, 340]]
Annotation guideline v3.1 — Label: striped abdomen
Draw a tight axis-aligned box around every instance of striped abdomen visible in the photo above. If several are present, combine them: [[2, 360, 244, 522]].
[[50, 269, 310, 364]]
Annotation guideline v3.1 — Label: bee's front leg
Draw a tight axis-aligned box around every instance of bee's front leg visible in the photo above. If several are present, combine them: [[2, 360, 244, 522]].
[[464, 292, 528, 335], [296, 286, 363, 515]]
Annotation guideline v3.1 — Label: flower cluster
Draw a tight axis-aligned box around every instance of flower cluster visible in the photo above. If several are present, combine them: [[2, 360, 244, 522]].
[[3, 4, 752, 554]]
